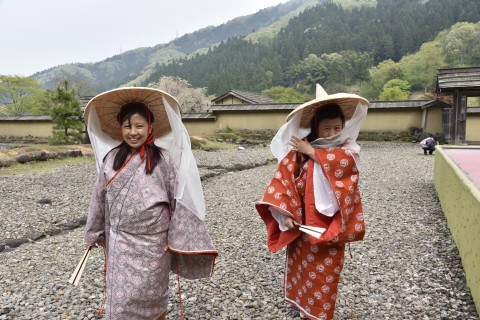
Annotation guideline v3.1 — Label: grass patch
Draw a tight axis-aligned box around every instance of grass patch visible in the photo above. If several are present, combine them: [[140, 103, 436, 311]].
[[0, 155, 94, 176], [200, 129, 274, 150], [204, 132, 241, 141], [1, 144, 92, 156], [191, 135, 238, 151], [201, 140, 238, 151]]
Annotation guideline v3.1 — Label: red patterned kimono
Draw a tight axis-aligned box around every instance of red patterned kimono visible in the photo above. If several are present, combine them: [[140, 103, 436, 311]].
[[256, 147, 365, 320]]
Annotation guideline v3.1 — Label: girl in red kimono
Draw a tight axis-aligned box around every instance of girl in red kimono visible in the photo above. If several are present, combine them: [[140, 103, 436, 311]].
[[256, 84, 369, 320], [83, 87, 217, 320]]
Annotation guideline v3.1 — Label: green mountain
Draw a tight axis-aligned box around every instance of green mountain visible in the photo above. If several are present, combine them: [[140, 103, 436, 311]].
[[146, 0, 480, 96], [32, 0, 321, 93]]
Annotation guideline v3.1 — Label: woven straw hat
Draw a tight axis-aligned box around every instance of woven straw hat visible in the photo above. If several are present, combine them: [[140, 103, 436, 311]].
[[84, 87, 182, 140], [286, 84, 369, 128]]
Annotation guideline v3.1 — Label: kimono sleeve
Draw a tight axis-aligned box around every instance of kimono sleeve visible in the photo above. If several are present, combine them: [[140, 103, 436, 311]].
[[255, 150, 302, 253], [162, 151, 217, 280], [84, 162, 107, 247], [342, 139, 360, 168]]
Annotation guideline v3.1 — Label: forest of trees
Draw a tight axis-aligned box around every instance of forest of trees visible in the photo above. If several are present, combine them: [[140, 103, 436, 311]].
[[144, 0, 480, 99]]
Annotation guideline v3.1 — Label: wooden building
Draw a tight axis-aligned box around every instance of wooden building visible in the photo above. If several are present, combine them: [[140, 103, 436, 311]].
[[437, 67, 480, 144]]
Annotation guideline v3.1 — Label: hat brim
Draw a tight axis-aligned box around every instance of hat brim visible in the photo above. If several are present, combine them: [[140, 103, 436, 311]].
[[84, 87, 182, 140], [286, 93, 369, 128]]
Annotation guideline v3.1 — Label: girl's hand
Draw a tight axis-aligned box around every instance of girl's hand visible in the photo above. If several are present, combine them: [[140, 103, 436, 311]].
[[86, 242, 104, 248], [284, 216, 297, 230], [289, 136, 315, 159]]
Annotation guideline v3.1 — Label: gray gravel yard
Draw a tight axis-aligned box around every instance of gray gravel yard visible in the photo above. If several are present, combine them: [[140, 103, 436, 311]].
[[0, 142, 478, 319]]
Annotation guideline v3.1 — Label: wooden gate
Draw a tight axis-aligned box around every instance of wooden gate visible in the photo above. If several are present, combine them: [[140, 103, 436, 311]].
[[442, 108, 453, 144]]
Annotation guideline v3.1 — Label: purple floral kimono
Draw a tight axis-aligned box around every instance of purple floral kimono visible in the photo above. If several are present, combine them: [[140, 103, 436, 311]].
[[85, 149, 217, 320]]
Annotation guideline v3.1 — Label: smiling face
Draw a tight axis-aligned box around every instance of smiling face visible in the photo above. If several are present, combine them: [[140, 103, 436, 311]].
[[121, 113, 150, 150], [316, 117, 344, 138]]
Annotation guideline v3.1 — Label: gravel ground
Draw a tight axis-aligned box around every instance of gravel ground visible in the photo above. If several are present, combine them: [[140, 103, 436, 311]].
[[0, 142, 478, 319]]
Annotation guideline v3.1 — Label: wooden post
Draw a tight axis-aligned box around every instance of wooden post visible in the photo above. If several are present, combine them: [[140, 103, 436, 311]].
[[459, 95, 467, 144], [421, 108, 427, 133], [453, 90, 467, 145]]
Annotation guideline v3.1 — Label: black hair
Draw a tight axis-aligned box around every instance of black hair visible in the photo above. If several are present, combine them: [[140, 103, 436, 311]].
[[306, 103, 345, 142], [113, 102, 162, 174]]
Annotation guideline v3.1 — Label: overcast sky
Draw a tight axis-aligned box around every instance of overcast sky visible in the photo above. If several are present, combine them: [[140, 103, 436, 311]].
[[0, 0, 289, 76]]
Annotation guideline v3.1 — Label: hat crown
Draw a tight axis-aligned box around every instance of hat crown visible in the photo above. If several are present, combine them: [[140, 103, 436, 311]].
[[316, 84, 328, 99], [286, 83, 369, 126]]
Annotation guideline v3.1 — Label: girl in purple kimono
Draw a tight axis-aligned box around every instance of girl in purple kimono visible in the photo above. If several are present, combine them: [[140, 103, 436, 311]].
[[83, 87, 217, 320]]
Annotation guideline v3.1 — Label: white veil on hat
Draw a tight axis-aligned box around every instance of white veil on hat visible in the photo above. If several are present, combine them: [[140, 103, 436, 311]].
[[270, 84, 369, 162], [86, 92, 206, 220], [156, 97, 206, 220]]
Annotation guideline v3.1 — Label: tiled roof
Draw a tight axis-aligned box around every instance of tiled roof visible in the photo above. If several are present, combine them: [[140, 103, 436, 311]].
[[212, 90, 278, 104], [0, 115, 52, 121], [209, 104, 298, 111], [368, 100, 447, 109], [182, 113, 217, 120], [419, 100, 452, 109], [209, 100, 448, 112]]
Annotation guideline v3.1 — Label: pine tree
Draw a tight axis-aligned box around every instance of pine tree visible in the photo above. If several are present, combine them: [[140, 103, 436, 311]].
[[49, 80, 84, 145]]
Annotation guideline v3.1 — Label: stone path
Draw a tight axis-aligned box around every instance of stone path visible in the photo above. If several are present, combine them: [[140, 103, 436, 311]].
[[0, 143, 478, 319]]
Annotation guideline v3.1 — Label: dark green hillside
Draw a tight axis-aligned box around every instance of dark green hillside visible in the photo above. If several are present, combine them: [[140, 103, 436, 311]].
[[173, 0, 319, 54], [155, 38, 280, 95], [275, 0, 480, 63], [146, 0, 480, 95]]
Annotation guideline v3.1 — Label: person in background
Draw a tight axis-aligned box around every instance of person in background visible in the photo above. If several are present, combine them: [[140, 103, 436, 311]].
[[83, 87, 217, 320], [420, 135, 437, 155], [256, 84, 369, 320]]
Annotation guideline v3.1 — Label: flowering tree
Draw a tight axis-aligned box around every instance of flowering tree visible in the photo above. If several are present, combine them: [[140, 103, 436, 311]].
[[148, 76, 211, 113]]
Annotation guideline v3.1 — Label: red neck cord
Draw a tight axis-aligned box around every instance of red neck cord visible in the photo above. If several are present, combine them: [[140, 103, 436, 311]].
[[176, 263, 185, 320], [139, 132, 154, 172], [96, 247, 107, 316]]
